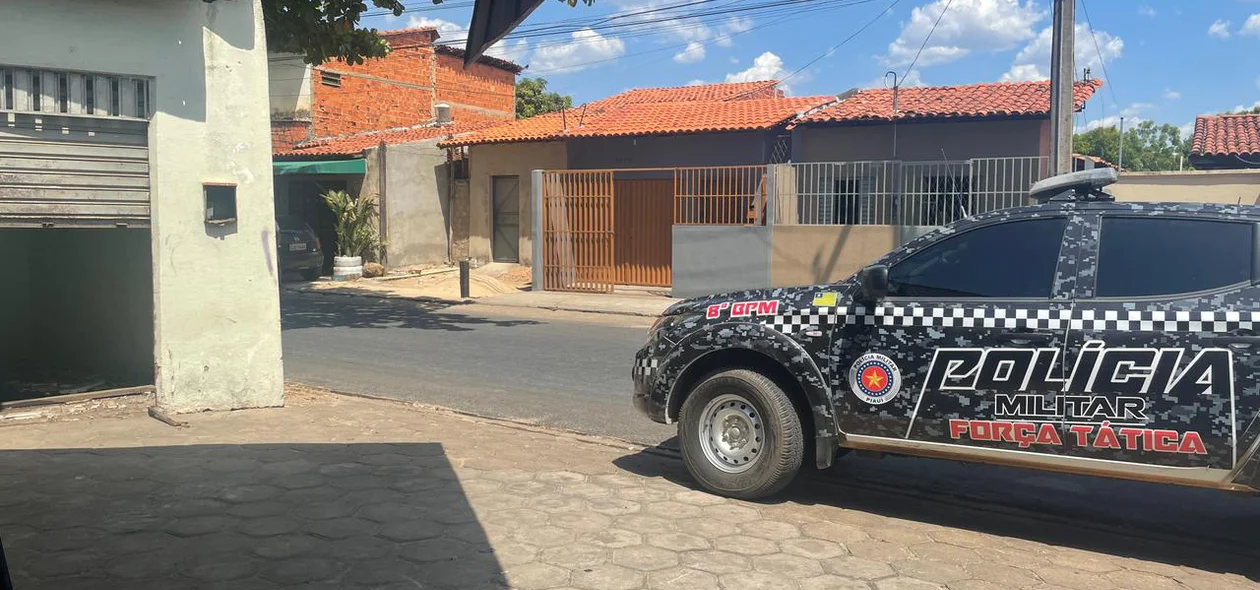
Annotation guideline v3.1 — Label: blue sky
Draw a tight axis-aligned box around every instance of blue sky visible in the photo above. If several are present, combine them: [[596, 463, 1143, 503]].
[[363, 0, 1260, 136]]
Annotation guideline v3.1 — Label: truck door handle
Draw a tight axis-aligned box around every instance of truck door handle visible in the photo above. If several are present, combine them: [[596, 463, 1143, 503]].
[[1211, 335, 1260, 349], [992, 331, 1054, 345]]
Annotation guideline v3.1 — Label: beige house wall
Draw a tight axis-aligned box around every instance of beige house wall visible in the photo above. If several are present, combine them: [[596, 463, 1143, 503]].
[[467, 141, 567, 265], [1111, 170, 1260, 205], [770, 225, 899, 288], [792, 118, 1048, 162], [3, 0, 284, 410]]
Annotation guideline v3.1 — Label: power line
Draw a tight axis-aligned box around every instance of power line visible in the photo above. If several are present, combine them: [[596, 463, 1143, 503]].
[[901, 0, 954, 83], [726, 0, 899, 99], [435, 0, 855, 45], [1078, 0, 1119, 106], [523, 0, 878, 75]]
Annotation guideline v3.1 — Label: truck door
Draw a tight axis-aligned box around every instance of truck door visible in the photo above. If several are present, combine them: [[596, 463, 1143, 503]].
[[1065, 213, 1260, 470], [832, 215, 1079, 455]]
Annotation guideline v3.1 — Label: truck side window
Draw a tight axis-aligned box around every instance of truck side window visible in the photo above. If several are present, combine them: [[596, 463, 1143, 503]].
[[1096, 217, 1253, 298], [887, 218, 1068, 298]]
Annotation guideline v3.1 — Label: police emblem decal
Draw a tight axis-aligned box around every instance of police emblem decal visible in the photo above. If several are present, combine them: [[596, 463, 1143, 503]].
[[849, 353, 902, 405]]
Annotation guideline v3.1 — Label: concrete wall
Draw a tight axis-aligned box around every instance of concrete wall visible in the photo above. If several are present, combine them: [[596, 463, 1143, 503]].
[[4, 0, 284, 410], [267, 53, 312, 119], [792, 118, 1047, 162], [1111, 170, 1260, 205], [382, 139, 451, 266], [672, 226, 772, 298], [468, 141, 567, 265], [770, 225, 900, 288], [566, 132, 770, 170]]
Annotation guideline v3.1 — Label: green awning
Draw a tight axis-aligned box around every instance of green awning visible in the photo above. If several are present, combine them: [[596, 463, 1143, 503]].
[[273, 159, 366, 175]]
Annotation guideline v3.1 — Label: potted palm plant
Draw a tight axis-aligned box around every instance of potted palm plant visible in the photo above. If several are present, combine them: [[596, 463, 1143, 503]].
[[323, 189, 385, 280]]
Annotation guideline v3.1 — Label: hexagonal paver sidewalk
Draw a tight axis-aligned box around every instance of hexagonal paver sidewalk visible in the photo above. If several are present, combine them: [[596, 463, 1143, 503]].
[[0, 387, 1255, 589]]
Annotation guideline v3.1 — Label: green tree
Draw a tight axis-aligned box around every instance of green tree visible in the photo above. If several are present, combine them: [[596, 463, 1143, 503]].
[[263, 0, 406, 65], [1074, 120, 1192, 172], [516, 78, 574, 119], [1232, 105, 1260, 114]]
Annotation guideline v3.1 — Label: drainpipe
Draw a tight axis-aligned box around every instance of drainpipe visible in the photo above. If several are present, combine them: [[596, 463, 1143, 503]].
[[377, 141, 388, 258], [446, 147, 455, 264]]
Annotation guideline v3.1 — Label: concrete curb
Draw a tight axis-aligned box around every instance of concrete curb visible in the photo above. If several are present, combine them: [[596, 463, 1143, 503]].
[[280, 284, 472, 307], [281, 285, 666, 318]]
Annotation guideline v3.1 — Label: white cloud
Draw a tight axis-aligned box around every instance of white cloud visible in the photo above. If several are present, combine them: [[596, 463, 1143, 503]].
[[1209, 19, 1232, 39], [1244, 14, 1260, 37], [1164, 89, 1181, 100], [687, 79, 708, 86], [408, 16, 530, 63], [606, 1, 756, 62], [864, 69, 926, 89], [883, 0, 1043, 68], [715, 17, 754, 48], [1179, 121, 1196, 139], [1077, 115, 1132, 133], [408, 16, 466, 40], [674, 42, 706, 64], [1000, 64, 1044, 82], [1234, 100, 1260, 113], [531, 29, 626, 73], [1001, 23, 1123, 82], [1138, 5, 1156, 18], [725, 51, 801, 92], [1075, 103, 1149, 133]]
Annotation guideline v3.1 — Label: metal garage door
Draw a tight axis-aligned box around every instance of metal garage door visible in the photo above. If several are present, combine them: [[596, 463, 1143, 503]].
[[0, 66, 151, 228]]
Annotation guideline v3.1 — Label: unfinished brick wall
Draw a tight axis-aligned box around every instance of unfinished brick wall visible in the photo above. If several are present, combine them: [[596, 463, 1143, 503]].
[[434, 53, 516, 124], [286, 27, 517, 142], [271, 120, 312, 151], [311, 29, 438, 137]]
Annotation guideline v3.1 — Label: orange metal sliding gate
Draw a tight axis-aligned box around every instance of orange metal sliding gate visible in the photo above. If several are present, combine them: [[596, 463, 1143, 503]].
[[541, 167, 765, 293]]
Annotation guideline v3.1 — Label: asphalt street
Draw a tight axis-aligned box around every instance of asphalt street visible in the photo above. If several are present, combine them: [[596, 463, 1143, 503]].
[[280, 291, 675, 444], [282, 291, 1260, 558]]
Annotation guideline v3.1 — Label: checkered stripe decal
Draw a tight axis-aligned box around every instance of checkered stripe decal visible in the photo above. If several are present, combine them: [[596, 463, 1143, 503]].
[[633, 357, 659, 377], [761, 306, 1260, 333], [763, 308, 835, 333]]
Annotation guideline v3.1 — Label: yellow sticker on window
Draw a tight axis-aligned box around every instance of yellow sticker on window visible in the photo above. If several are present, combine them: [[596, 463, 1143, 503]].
[[812, 292, 838, 307]]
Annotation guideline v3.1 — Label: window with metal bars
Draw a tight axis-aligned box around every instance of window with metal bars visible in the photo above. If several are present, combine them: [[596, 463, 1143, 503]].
[[319, 71, 341, 88]]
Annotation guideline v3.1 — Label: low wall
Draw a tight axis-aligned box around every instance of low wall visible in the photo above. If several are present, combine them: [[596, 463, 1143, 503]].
[[1112, 170, 1260, 205], [672, 226, 772, 298], [770, 225, 901, 288]]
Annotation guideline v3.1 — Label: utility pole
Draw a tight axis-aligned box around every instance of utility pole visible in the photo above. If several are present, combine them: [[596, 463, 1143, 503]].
[[1118, 116, 1125, 172], [1048, 0, 1075, 177]]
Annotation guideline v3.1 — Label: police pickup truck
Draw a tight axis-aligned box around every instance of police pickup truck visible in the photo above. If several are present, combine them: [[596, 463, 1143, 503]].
[[633, 168, 1260, 499]]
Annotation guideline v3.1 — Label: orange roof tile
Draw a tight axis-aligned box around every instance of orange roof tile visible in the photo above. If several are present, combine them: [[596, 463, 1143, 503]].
[[796, 80, 1103, 125], [439, 81, 830, 147], [275, 121, 501, 158], [1191, 114, 1260, 157]]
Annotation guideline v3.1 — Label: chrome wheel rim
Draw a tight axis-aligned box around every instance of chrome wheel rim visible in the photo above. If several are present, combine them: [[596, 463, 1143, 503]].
[[698, 393, 763, 474]]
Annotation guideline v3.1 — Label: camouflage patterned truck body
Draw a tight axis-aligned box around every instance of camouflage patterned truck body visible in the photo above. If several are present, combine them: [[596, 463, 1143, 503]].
[[635, 200, 1260, 493]]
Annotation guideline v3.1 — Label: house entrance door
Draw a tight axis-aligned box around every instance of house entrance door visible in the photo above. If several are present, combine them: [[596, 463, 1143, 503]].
[[492, 175, 520, 263]]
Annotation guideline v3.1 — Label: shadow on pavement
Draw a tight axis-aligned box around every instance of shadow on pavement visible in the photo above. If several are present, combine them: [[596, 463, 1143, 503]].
[[614, 445, 1260, 581], [281, 292, 539, 332], [0, 443, 501, 589]]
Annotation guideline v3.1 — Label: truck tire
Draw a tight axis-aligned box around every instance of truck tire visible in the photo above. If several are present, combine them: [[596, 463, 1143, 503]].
[[678, 369, 804, 500], [300, 267, 321, 281]]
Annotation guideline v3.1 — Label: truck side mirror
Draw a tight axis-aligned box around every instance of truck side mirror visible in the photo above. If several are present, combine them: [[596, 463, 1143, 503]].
[[859, 265, 889, 301]]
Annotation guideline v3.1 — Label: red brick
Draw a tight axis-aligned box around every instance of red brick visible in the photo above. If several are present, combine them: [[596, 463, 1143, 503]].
[[271, 120, 312, 151]]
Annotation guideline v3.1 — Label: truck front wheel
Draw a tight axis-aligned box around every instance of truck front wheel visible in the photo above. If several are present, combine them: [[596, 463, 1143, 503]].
[[678, 369, 804, 500]]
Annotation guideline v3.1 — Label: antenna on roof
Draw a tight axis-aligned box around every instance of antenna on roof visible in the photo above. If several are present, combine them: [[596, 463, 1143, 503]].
[[885, 71, 900, 159], [578, 104, 588, 128]]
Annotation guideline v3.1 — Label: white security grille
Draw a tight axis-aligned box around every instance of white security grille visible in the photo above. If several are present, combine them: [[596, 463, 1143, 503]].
[[773, 156, 1048, 227], [0, 65, 152, 119]]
